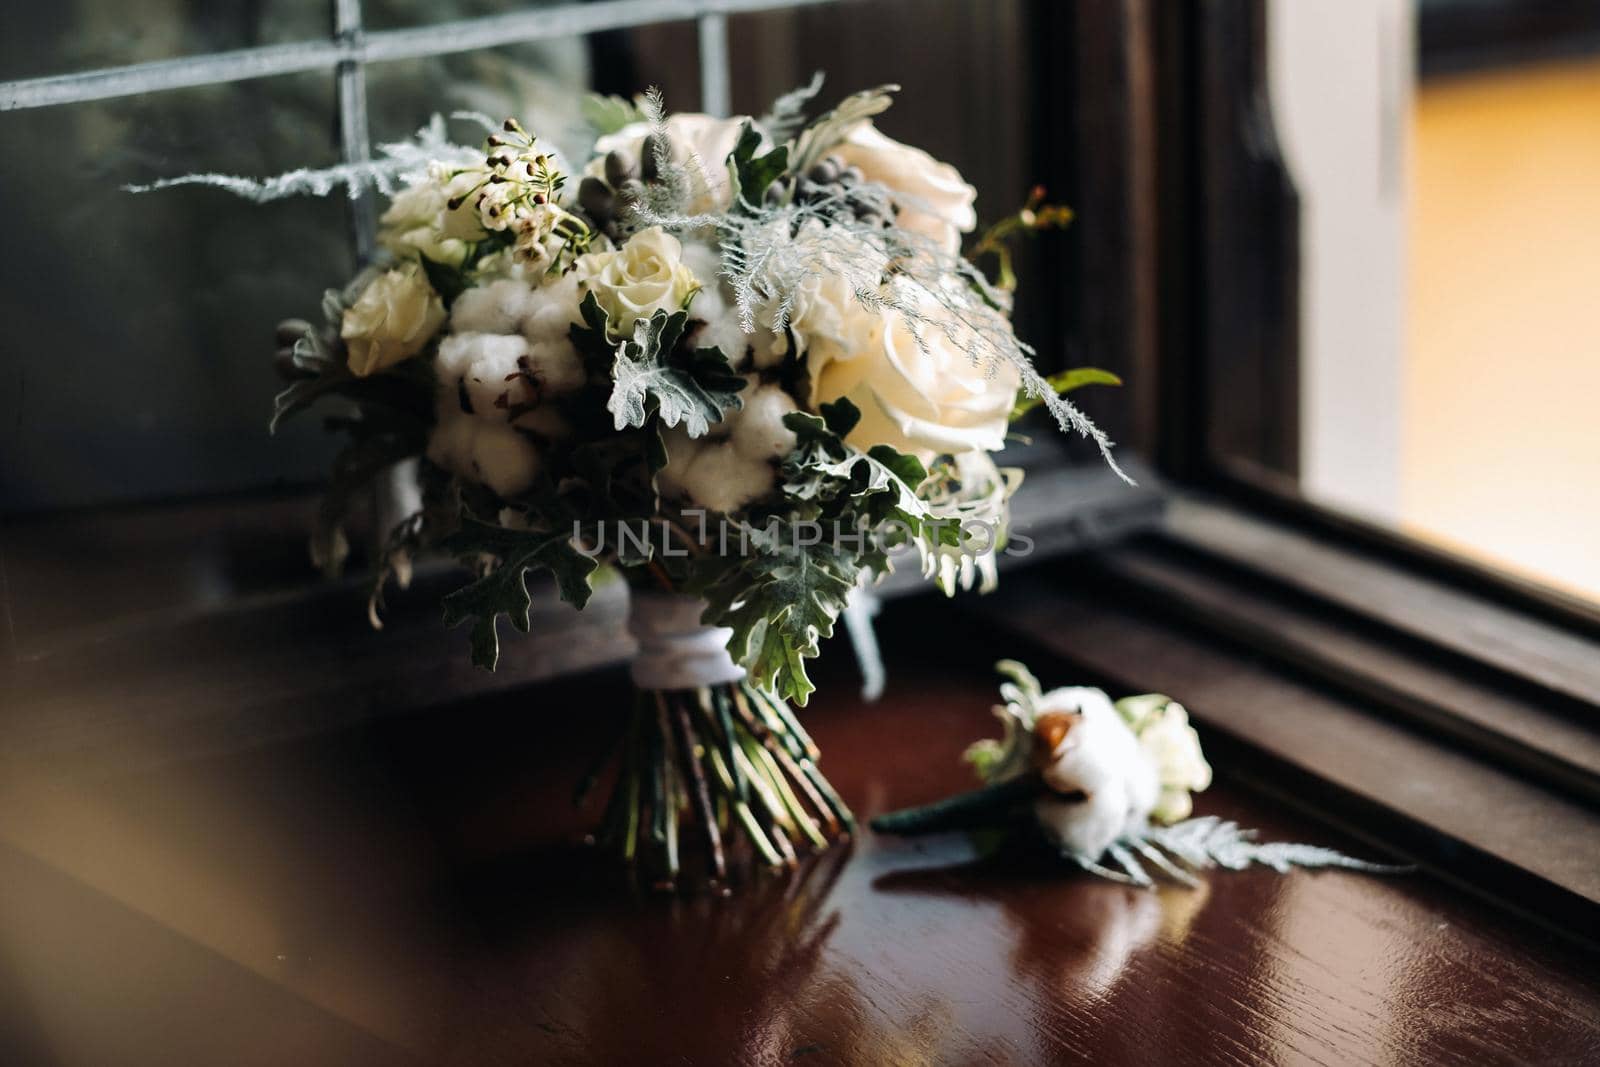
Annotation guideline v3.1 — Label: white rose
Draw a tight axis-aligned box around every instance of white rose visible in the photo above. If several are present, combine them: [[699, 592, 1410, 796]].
[[810, 286, 1018, 460], [761, 222, 886, 370], [830, 121, 978, 256], [1118, 697, 1212, 824], [378, 178, 469, 266], [341, 262, 446, 377], [434, 165, 492, 242], [590, 113, 758, 213], [573, 225, 700, 336]]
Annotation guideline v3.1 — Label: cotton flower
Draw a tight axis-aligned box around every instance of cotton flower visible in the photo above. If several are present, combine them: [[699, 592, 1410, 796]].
[[810, 280, 1018, 460], [654, 425, 702, 501], [438, 332, 533, 416], [729, 381, 799, 461], [678, 441, 776, 514], [1029, 686, 1159, 860], [450, 278, 538, 336], [574, 226, 701, 335], [341, 262, 446, 377], [427, 404, 541, 498], [518, 271, 588, 396], [830, 121, 977, 255]]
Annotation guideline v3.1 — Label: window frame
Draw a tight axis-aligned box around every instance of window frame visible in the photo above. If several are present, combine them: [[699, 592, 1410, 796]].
[[4, 0, 1598, 924]]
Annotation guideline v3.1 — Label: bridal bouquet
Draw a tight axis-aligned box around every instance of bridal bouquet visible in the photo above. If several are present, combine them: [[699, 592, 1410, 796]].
[[165, 78, 1121, 886]]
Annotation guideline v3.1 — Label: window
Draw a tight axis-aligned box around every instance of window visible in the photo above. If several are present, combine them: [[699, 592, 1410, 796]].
[[4, 1, 1598, 920]]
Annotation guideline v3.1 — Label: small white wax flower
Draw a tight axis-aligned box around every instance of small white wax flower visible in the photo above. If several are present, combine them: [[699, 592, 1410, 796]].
[[729, 382, 799, 461], [451, 278, 537, 336], [680, 442, 776, 514]]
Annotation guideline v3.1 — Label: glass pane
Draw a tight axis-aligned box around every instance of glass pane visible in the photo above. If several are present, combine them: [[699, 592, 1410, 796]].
[[364, 27, 699, 159], [0, 2, 331, 81], [0, 71, 350, 514], [1268, 0, 1600, 601]]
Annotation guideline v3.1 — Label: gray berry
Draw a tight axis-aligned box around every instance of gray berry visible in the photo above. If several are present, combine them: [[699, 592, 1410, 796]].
[[640, 134, 667, 181], [603, 149, 635, 189], [806, 157, 841, 183], [578, 176, 615, 221]]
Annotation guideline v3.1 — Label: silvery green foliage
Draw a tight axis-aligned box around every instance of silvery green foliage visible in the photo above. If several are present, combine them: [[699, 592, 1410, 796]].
[[123, 114, 482, 202], [1073, 816, 1411, 889], [964, 658, 1046, 784], [629, 83, 1129, 481], [756, 70, 826, 144]]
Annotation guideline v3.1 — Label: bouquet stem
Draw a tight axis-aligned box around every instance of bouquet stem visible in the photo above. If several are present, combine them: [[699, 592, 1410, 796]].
[[586, 679, 854, 890]]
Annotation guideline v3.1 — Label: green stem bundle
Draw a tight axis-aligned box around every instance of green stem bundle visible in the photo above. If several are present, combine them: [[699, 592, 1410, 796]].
[[586, 680, 855, 890]]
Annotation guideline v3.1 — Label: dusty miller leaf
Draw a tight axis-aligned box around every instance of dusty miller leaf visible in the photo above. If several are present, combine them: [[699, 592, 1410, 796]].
[[607, 308, 745, 437], [439, 519, 599, 670]]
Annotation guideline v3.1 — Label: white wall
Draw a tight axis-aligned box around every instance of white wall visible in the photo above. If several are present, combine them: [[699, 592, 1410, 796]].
[[1267, 0, 1411, 523]]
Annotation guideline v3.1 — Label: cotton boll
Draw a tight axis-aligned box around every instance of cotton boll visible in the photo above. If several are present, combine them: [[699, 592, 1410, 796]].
[[433, 332, 486, 392], [520, 271, 585, 344], [450, 278, 537, 335], [513, 402, 572, 443], [426, 407, 479, 473], [468, 420, 541, 498], [678, 237, 724, 287], [654, 425, 704, 501], [523, 338, 586, 396], [1028, 688, 1161, 860], [685, 283, 755, 368], [451, 332, 533, 416], [729, 382, 799, 461], [681, 442, 776, 514]]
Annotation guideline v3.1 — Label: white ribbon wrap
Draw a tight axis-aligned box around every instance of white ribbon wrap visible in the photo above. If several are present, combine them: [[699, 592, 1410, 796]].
[[627, 592, 746, 691]]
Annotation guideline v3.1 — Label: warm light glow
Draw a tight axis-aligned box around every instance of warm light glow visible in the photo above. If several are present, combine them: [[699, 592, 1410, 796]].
[[1406, 58, 1600, 601]]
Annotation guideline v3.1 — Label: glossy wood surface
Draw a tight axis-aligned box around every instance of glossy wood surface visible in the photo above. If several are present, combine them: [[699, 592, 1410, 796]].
[[2, 605, 1597, 1066]]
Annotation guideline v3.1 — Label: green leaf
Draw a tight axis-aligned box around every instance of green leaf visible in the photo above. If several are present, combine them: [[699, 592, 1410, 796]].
[[726, 120, 790, 213], [790, 84, 899, 174], [440, 518, 599, 670], [582, 92, 646, 135], [569, 289, 618, 378], [607, 309, 745, 437], [694, 526, 860, 705], [419, 253, 469, 308], [1010, 367, 1122, 420]]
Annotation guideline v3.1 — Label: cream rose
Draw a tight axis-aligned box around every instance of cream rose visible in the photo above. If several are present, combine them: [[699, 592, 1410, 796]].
[[341, 263, 447, 377], [829, 121, 977, 255], [378, 178, 469, 266], [760, 222, 887, 369], [809, 288, 1018, 460], [574, 225, 700, 336], [1117, 695, 1212, 824], [589, 113, 757, 213]]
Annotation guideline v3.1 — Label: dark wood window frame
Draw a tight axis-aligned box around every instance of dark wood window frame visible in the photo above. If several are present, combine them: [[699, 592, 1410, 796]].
[[4, 0, 1598, 938]]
